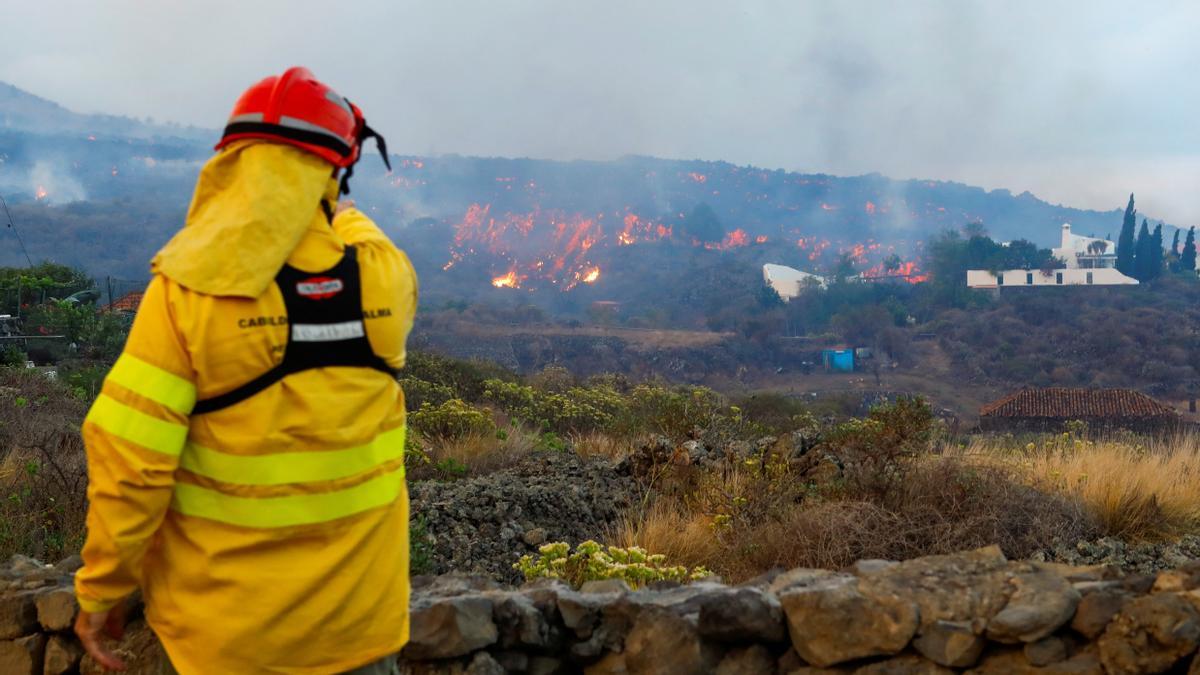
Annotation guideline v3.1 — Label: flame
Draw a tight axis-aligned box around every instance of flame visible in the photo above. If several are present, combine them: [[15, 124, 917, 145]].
[[861, 260, 927, 284], [583, 267, 600, 283], [864, 201, 876, 215], [686, 172, 707, 184], [820, 203, 838, 211], [492, 269, 522, 288], [705, 228, 750, 251], [755, 235, 768, 244], [34, 186, 47, 201]]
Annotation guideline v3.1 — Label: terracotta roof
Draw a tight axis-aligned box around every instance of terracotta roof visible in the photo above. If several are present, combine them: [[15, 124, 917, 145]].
[[980, 388, 1177, 419], [105, 291, 144, 313]]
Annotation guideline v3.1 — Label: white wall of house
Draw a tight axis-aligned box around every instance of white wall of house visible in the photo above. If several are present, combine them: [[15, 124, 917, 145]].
[[966, 267, 1138, 288], [1051, 223, 1116, 269], [763, 263, 827, 301]]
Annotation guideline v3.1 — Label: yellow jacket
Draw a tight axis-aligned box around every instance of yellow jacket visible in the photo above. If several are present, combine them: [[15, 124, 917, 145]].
[[75, 142, 417, 674]]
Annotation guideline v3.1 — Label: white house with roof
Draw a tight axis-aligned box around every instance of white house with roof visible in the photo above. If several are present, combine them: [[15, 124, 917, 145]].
[[1051, 224, 1117, 269], [967, 223, 1137, 289], [763, 263, 826, 301]]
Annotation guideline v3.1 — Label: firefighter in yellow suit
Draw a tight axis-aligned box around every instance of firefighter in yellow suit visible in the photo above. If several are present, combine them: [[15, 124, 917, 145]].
[[72, 68, 417, 674]]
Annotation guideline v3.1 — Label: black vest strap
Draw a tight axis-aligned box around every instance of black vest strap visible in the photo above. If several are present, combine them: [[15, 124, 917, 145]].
[[192, 246, 395, 415]]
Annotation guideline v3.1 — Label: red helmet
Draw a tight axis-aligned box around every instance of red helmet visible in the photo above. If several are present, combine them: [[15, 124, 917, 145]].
[[216, 66, 389, 193]]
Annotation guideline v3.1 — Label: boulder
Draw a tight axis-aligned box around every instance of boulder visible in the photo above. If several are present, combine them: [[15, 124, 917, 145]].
[[623, 607, 715, 675], [1070, 585, 1132, 639], [779, 575, 919, 667], [494, 593, 555, 649], [35, 588, 78, 632], [986, 571, 1080, 643], [1023, 636, 1068, 666], [716, 645, 776, 675], [854, 653, 955, 674], [911, 620, 986, 668], [698, 587, 786, 643], [404, 595, 498, 660], [0, 633, 44, 675], [43, 635, 83, 675], [1099, 592, 1200, 675], [0, 592, 38, 639]]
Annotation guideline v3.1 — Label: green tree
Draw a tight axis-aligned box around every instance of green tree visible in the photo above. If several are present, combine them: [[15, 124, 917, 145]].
[[1115, 194, 1137, 276], [679, 203, 724, 243], [1182, 227, 1197, 273], [1133, 219, 1151, 282], [1172, 229, 1181, 256], [1151, 224, 1164, 280]]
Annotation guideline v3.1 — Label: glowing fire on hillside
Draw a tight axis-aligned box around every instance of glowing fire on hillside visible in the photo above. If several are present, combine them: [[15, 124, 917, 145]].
[[491, 269, 522, 289], [35, 186, 47, 201]]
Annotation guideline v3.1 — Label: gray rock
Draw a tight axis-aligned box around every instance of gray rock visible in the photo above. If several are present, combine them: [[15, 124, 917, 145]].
[[494, 593, 554, 649], [522, 528, 547, 547], [854, 653, 955, 674], [716, 644, 776, 675], [698, 587, 786, 643], [0, 633, 44, 675], [623, 607, 714, 675], [1023, 636, 1068, 666], [779, 575, 919, 667], [404, 595, 498, 660], [986, 571, 1080, 643], [0, 592, 38, 639], [464, 651, 505, 675]]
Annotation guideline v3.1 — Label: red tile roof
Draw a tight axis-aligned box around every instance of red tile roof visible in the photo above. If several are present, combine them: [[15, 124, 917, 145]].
[[105, 291, 144, 313], [980, 388, 1177, 419]]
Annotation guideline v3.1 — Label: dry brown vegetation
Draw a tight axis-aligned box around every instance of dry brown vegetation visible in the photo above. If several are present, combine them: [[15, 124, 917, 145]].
[[611, 454, 1098, 583], [0, 369, 90, 560]]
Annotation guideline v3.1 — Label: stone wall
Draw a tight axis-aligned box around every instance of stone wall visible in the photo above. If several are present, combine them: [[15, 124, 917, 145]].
[[8, 546, 1200, 674]]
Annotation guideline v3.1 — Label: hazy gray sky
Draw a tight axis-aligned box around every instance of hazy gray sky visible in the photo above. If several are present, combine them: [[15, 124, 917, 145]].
[[2, 0, 1197, 223]]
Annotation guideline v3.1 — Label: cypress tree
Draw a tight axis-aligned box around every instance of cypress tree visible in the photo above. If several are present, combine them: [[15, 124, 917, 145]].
[[1151, 224, 1164, 279], [1183, 227, 1197, 273], [1116, 193, 1137, 275], [1172, 229, 1181, 256], [1134, 219, 1151, 281]]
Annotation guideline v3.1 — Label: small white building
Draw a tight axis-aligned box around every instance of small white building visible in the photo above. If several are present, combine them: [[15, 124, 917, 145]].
[[966, 267, 1138, 289], [1051, 223, 1116, 269], [763, 263, 827, 301]]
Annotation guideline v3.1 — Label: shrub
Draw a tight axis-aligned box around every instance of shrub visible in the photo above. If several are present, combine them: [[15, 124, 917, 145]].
[[482, 379, 624, 434], [398, 376, 456, 412], [620, 384, 725, 439], [0, 369, 90, 561], [823, 396, 935, 499], [514, 540, 710, 589], [409, 399, 495, 440]]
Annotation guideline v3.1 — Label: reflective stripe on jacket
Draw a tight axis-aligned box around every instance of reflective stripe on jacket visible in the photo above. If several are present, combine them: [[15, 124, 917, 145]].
[[75, 170, 417, 674]]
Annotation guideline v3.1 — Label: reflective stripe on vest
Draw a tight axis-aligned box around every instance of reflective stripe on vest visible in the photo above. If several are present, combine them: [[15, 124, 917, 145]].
[[171, 426, 407, 528], [172, 463, 405, 529], [180, 425, 406, 486]]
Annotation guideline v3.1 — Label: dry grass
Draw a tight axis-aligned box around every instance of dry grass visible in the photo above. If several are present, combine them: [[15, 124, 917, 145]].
[[410, 427, 541, 478], [0, 369, 90, 560], [572, 433, 635, 462], [609, 454, 1098, 583], [971, 434, 1200, 541]]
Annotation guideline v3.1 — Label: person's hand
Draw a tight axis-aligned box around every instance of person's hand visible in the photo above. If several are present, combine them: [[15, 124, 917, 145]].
[[74, 602, 128, 671], [335, 199, 356, 215]]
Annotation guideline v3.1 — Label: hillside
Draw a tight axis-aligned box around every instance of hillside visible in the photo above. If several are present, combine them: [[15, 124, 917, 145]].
[[0, 81, 1167, 304]]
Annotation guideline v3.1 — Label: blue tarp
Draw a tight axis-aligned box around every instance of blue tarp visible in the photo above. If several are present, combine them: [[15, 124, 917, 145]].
[[822, 349, 855, 372]]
